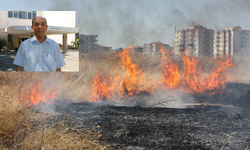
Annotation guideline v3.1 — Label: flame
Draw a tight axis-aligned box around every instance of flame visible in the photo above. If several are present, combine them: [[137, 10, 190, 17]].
[[91, 69, 119, 103], [91, 46, 154, 102], [182, 53, 234, 93], [118, 46, 153, 96], [16, 79, 60, 107], [90, 46, 235, 103], [160, 45, 181, 89]]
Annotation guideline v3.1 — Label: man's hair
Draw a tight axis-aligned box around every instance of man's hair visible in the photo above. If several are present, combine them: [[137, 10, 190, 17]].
[[32, 16, 47, 26]]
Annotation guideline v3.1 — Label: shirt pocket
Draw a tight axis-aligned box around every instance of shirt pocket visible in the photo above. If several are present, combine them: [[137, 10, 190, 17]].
[[44, 54, 56, 70]]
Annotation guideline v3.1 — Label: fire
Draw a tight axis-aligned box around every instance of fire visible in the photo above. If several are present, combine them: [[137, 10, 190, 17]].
[[16, 79, 60, 107], [90, 46, 235, 103], [91, 69, 118, 103], [160, 45, 181, 89], [118, 46, 153, 96], [182, 53, 234, 93], [91, 46, 154, 102]]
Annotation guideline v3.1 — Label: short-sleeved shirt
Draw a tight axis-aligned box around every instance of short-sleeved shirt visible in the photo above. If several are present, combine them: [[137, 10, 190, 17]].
[[13, 36, 66, 71]]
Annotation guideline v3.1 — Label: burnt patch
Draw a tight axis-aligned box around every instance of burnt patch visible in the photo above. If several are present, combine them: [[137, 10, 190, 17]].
[[44, 82, 250, 149], [49, 103, 250, 149]]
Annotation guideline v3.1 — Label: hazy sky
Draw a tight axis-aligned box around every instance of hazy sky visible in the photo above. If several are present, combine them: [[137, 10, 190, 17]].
[[1, 0, 250, 48]]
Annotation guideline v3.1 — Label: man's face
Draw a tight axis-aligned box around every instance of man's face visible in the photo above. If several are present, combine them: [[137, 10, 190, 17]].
[[31, 17, 48, 38]]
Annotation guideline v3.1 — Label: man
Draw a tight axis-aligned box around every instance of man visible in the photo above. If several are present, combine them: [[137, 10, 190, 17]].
[[13, 16, 66, 71]]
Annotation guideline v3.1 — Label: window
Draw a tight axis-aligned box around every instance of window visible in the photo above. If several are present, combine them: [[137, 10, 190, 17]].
[[10, 11, 35, 20], [23, 11, 27, 19], [14, 11, 18, 18], [28, 12, 31, 19], [18, 11, 22, 18], [8, 11, 13, 17], [32, 11, 36, 18]]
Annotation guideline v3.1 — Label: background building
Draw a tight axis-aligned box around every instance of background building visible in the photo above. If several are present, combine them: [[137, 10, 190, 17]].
[[214, 26, 250, 57], [143, 42, 173, 55], [174, 25, 214, 56], [132, 46, 144, 53], [0, 11, 79, 51], [79, 34, 113, 53], [79, 34, 98, 53]]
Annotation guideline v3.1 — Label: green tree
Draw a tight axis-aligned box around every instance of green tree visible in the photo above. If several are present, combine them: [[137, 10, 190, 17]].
[[71, 38, 79, 48]]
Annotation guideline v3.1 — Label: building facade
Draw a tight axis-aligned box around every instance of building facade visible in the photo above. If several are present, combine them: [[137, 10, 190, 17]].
[[214, 26, 250, 57], [79, 34, 114, 53], [174, 25, 214, 56], [143, 42, 173, 55], [79, 34, 98, 53]]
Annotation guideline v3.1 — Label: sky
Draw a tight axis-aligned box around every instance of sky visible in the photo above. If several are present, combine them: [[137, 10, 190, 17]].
[[1, 0, 250, 49]]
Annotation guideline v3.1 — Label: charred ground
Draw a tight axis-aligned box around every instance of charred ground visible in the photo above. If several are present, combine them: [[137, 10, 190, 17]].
[[46, 82, 250, 150]]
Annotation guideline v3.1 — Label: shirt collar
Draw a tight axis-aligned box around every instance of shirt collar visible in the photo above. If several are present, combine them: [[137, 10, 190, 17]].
[[31, 35, 50, 43]]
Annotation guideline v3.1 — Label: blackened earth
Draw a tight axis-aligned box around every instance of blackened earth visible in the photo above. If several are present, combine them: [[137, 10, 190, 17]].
[[48, 82, 250, 150]]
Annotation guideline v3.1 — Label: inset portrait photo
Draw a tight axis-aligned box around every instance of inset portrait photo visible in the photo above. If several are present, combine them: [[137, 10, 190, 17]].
[[0, 11, 79, 72]]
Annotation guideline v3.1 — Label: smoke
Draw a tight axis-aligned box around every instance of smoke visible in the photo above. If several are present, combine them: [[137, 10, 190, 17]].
[[91, 88, 196, 109], [228, 50, 250, 84], [18, 72, 79, 116], [45, 0, 250, 49], [141, 90, 195, 108], [22, 0, 250, 111]]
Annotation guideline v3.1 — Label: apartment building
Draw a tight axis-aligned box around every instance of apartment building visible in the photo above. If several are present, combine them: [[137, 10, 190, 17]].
[[79, 34, 98, 53], [173, 25, 214, 56], [143, 42, 173, 55], [214, 26, 250, 57], [132, 46, 144, 53]]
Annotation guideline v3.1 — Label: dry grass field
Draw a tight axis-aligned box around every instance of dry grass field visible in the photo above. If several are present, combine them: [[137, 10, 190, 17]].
[[0, 49, 249, 149], [0, 73, 107, 149]]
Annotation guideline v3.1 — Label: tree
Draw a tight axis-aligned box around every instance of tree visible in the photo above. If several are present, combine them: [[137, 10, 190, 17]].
[[71, 37, 79, 48]]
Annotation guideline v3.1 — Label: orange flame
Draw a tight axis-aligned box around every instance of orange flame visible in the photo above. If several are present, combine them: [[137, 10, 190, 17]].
[[91, 69, 118, 103], [118, 46, 153, 96], [160, 45, 181, 89], [91, 46, 154, 102], [90, 46, 235, 103], [182, 53, 234, 93], [16, 79, 60, 107]]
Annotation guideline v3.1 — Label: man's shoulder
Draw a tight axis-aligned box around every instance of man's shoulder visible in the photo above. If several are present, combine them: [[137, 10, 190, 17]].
[[22, 38, 34, 44], [46, 37, 58, 45]]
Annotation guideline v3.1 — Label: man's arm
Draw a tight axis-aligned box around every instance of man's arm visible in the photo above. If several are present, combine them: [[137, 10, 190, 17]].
[[16, 66, 24, 71], [56, 68, 61, 71], [54, 43, 66, 71]]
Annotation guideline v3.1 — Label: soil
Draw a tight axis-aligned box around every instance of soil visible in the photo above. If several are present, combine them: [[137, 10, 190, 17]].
[[46, 82, 250, 150]]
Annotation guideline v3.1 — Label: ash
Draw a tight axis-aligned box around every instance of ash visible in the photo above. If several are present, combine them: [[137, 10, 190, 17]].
[[48, 82, 250, 150]]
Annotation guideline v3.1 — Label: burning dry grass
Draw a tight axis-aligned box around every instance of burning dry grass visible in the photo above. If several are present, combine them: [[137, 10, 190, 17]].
[[82, 49, 237, 103], [0, 47, 247, 149], [0, 73, 106, 149]]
